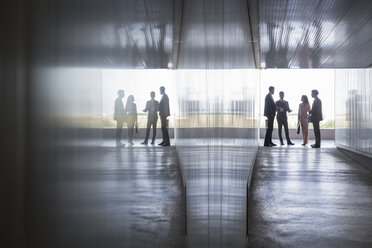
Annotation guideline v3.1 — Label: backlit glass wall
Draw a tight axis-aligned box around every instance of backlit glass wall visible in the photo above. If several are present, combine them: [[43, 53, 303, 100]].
[[335, 69, 372, 156], [174, 0, 259, 247]]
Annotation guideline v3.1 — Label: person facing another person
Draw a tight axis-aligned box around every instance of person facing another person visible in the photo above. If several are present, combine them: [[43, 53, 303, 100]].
[[264, 86, 277, 147], [309, 89, 322, 148], [114, 90, 126, 147], [276, 91, 295, 145], [141, 91, 159, 145], [158, 86, 170, 146], [298, 95, 311, 146], [125, 95, 138, 145]]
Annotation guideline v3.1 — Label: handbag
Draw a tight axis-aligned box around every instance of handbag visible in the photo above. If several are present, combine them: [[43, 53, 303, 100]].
[[296, 122, 301, 134], [135, 124, 138, 134], [307, 115, 312, 123]]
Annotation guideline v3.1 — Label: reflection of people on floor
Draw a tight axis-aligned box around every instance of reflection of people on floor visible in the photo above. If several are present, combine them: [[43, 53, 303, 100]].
[[264, 86, 277, 147], [276, 91, 294, 145], [141, 91, 159, 145], [125, 95, 138, 145], [158, 86, 170, 146], [114, 90, 126, 147], [310, 89, 322, 148], [298, 95, 311, 146]]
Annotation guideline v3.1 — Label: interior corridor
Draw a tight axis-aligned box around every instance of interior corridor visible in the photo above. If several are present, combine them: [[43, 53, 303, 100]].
[[2, 0, 372, 247]]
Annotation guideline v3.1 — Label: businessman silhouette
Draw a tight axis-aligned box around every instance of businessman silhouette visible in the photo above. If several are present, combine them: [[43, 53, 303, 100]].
[[264, 86, 277, 147]]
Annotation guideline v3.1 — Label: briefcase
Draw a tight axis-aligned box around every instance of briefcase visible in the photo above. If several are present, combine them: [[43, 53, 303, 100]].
[[307, 115, 312, 123]]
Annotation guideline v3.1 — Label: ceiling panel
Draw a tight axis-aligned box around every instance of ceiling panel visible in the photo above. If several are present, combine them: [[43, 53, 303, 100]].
[[177, 0, 256, 69], [28, 0, 179, 68], [257, 0, 372, 68]]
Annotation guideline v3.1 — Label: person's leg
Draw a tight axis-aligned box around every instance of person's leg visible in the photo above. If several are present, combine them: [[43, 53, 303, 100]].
[[264, 118, 271, 145], [142, 120, 151, 143], [116, 121, 123, 144], [303, 120, 308, 144], [277, 118, 284, 145], [313, 120, 321, 146], [301, 120, 307, 144], [127, 121, 134, 144], [160, 117, 166, 145], [151, 120, 157, 144], [162, 117, 170, 145], [264, 116, 274, 145], [283, 119, 292, 144], [268, 116, 275, 144]]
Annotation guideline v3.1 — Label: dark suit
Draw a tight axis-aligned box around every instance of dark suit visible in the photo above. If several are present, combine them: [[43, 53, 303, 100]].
[[143, 99, 159, 143], [159, 93, 170, 145], [264, 93, 276, 145], [114, 97, 125, 144], [276, 100, 292, 144], [311, 98, 323, 146]]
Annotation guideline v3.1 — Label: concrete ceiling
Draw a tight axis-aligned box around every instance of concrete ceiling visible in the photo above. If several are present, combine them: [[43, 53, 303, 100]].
[[255, 0, 372, 68], [27, 0, 372, 69]]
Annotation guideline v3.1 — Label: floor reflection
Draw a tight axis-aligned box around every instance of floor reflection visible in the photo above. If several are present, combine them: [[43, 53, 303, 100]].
[[177, 138, 258, 248], [248, 144, 372, 247], [32, 140, 185, 248]]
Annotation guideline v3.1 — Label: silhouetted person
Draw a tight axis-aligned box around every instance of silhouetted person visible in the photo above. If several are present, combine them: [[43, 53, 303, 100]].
[[264, 86, 277, 147], [298, 95, 311, 145], [276, 91, 294, 145], [125, 95, 138, 145], [114, 90, 126, 147], [309, 89, 322, 148], [141, 91, 159, 145], [158, 86, 170, 146]]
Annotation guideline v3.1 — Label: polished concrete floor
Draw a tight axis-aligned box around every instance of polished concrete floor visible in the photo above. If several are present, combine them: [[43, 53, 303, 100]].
[[47, 140, 185, 248], [248, 142, 372, 247]]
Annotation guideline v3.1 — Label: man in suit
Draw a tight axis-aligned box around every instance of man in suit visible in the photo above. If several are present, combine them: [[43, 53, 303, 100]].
[[141, 91, 159, 145], [158, 86, 170, 146], [114, 89, 126, 147], [309, 89, 322, 148], [276, 91, 295, 145], [264, 86, 277, 147]]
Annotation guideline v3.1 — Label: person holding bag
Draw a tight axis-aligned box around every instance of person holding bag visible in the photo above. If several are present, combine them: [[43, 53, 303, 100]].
[[298, 95, 311, 146]]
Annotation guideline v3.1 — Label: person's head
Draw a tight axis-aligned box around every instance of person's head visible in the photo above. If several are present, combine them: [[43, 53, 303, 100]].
[[311, 89, 319, 98], [279, 91, 284, 100], [160, 86, 165, 94], [117, 89, 124, 98], [269, 86, 275, 94], [301, 95, 309, 104], [127, 95, 134, 103], [150, 91, 155, 99]]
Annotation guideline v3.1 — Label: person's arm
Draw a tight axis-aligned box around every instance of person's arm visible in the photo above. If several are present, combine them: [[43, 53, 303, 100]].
[[264, 96, 268, 116], [306, 103, 311, 115], [287, 102, 292, 113], [143, 101, 148, 112], [275, 101, 281, 113], [167, 96, 170, 117], [135, 104, 138, 125], [298, 104, 301, 121]]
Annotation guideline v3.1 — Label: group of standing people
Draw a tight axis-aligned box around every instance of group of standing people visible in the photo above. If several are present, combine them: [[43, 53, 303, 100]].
[[114, 86, 170, 147], [264, 86, 323, 148]]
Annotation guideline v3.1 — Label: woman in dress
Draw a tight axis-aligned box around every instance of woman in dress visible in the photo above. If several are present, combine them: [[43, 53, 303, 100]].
[[298, 95, 311, 145], [125, 95, 138, 145]]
